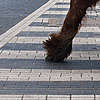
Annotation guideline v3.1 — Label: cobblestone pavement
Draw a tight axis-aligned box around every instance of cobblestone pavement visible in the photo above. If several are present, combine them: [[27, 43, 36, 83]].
[[0, 0, 100, 99]]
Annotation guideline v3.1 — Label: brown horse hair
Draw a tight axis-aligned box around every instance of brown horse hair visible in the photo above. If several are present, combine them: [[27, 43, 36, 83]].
[[43, 0, 100, 62]]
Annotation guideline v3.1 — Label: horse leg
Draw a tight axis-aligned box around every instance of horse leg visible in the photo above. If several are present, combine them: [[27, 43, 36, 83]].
[[43, 0, 100, 62]]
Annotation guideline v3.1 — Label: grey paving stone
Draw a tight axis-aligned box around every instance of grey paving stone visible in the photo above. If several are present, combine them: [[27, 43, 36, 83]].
[[60, 61, 81, 70], [2, 43, 42, 51], [83, 81, 100, 88], [13, 64, 32, 69], [1, 58, 100, 69], [59, 89, 82, 95], [0, 90, 13, 95], [1, 43, 98, 51], [16, 81, 36, 86], [95, 32, 100, 38], [87, 32, 95, 37], [3, 85, 25, 90], [29, 22, 48, 26], [33, 59, 54, 69], [27, 31, 54, 37], [0, 81, 16, 85], [2, 64, 15, 69], [38, 82, 60, 88], [87, 15, 100, 19], [39, 14, 66, 18], [13, 43, 32, 50], [26, 85, 49, 89], [1, 59, 34, 69], [55, 2, 70, 5], [13, 89, 36, 95], [48, 8, 69, 11], [0, 85, 3, 89], [0, 81, 100, 95], [13, 60, 34, 68], [36, 89, 59, 95], [25, 82, 38, 88], [83, 89, 98, 95], [59, 81, 81, 87], [0, 59, 6, 68], [3, 59, 25, 69], [91, 64, 100, 69], [94, 9, 100, 12], [16, 31, 29, 37], [13, 43, 43, 51], [0, 43, 15, 50], [81, 60, 92, 64], [73, 44, 97, 51], [78, 32, 95, 38]]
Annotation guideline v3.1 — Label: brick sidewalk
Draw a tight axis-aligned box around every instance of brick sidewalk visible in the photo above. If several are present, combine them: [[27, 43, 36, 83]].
[[0, 0, 100, 99]]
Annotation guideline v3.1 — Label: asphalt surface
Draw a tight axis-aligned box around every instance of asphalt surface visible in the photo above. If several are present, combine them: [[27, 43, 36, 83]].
[[0, 0, 48, 35]]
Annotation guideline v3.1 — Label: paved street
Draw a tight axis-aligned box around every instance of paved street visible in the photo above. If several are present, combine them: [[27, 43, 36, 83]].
[[0, 0, 48, 35], [0, 0, 100, 99]]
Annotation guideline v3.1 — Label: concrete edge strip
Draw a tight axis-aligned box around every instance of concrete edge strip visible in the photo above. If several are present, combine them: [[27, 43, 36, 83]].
[[0, 0, 58, 48]]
